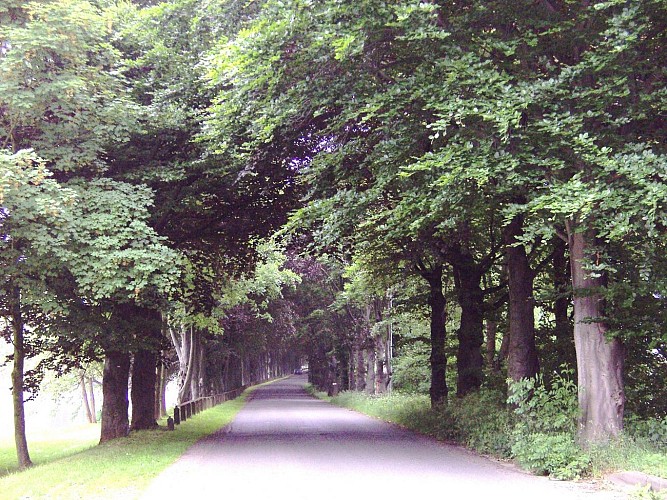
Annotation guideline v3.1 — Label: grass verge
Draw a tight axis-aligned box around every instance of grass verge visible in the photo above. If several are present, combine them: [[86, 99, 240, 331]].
[[316, 388, 667, 483], [0, 423, 102, 478], [0, 389, 251, 499]]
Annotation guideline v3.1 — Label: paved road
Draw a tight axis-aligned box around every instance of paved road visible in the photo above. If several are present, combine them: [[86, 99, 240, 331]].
[[142, 376, 626, 499]]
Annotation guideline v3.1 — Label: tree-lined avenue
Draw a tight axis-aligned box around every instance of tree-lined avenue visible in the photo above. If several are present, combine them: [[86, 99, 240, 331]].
[[142, 377, 623, 499]]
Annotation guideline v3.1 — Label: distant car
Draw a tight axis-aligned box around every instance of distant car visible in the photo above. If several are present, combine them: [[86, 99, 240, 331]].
[[294, 368, 303, 375]]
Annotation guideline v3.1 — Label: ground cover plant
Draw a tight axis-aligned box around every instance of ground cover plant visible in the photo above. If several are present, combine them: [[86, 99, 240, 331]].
[[0, 424, 101, 477], [0, 391, 248, 498], [325, 384, 667, 483]]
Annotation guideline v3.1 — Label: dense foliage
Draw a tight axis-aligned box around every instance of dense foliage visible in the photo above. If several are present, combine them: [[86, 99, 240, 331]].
[[0, 0, 665, 474]]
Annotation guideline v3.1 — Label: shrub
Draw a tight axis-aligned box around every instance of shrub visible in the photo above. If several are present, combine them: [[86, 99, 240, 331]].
[[508, 368, 590, 480], [626, 416, 667, 451], [448, 389, 513, 457]]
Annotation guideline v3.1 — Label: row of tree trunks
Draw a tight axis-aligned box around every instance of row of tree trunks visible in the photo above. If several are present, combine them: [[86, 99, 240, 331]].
[[346, 330, 391, 395], [100, 305, 163, 442]]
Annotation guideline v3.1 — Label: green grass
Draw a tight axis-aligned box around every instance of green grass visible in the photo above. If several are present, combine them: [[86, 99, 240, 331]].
[[590, 437, 667, 479], [0, 424, 101, 477], [327, 390, 458, 442], [322, 389, 667, 481], [0, 390, 250, 499]]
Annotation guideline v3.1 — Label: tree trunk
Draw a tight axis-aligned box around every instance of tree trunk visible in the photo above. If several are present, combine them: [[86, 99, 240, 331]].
[[375, 333, 387, 394], [80, 372, 94, 424], [173, 325, 203, 404], [568, 224, 625, 444], [355, 343, 366, 392], [451, 251, 484, 397], [553, 236, 574, 365], [365, 346, 376, 395], [505, 215, 540, 381], [89, 377, 97, 424], [154, 359, 167, 419], [130, 349, 158, 431], [10, 284, 32, 469], [100, 351, 131, 443], [422, 264, 448, 406], [348, 347, 357, 391], [485, 320, 498, 372]]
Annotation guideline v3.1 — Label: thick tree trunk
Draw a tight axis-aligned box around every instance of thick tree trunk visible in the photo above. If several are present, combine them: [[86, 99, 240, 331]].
[[122, 305, 161, 431], [422, 264, 448, 406], [451, 252, 484, 397], [130, 349, 158, 431], [100, 351, 131, 443], [505, 215, 540, 381], [568, 225, 625, 444], [10, 284, 32, 469]]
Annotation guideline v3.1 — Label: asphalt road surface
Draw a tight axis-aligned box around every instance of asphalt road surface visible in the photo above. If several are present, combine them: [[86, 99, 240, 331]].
[[142, 376, 626, 499]]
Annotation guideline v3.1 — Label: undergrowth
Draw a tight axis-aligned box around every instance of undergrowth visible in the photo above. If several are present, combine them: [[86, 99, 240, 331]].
[[325, 372, 667, 482]]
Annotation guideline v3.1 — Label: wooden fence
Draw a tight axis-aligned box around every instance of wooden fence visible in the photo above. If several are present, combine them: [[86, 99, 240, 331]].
[[172, 385, 248, 426]]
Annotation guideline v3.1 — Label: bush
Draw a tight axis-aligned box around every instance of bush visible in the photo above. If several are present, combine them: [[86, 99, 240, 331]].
[[448, 389, 513, 457], [626, 416, 667, 451], [391, 343, 431, 395], [508, 368, 590, 480], [511, 432, 590, 479]]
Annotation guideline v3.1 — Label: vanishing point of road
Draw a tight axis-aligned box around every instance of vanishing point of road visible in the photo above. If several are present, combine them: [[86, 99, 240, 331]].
[[142, 376, 626, 500]]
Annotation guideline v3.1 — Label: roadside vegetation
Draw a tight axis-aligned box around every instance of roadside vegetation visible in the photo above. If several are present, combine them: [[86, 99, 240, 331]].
[[311, 378, 667, 484], [0, 424, 100, 477], [0, 391, 248, 498]]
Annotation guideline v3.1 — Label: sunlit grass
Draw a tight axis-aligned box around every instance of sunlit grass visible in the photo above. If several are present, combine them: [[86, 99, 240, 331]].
[[0, 391, 249, 498]]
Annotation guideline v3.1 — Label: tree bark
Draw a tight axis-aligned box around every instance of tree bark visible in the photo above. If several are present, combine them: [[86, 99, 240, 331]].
[[553, 236, 574, 365], [451, 250, 484, 397], [505, 215, 540, 381], [355, 341, 366, 392], [375, 332, 387, 394], [80, 372, 94, 424], [130, 349, 158, 431], [89, 377, 97, 423], [154, 358, 167, 419], [100, 351, 131, 443], [485, 320, 498, 372], [10, 284, 32, 469], [173, 325, 203, 404], [421, 264, 448, 406], [568, 224, 625, 444]]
